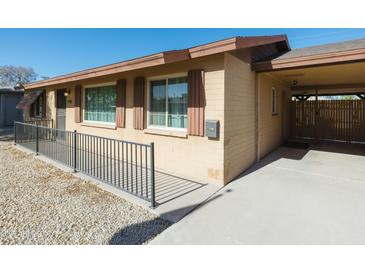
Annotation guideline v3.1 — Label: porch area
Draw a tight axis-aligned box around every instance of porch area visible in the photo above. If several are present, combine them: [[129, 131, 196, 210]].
[[14, 121, 220, 222]]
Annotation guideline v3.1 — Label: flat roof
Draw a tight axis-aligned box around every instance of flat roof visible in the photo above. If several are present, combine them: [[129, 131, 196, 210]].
[[253, 37, 365, 71], [277, 38, 365, 60], [0, 87, 24, 93], [24, 35, 289, 89]]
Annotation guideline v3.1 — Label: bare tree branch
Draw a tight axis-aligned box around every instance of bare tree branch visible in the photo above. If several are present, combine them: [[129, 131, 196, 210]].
[[0, 65, 38, 87]]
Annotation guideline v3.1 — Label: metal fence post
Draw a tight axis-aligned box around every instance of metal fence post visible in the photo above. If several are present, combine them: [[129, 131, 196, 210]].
[[36, 125, 39, 155], [14, 123, 17, 146], [150, 142, 156, 208], [73, 130, 77, 172]]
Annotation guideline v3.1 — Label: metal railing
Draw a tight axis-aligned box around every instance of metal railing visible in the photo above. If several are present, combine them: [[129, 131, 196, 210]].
[[14, 121, 156, 208], [24, 118, 54, 128]]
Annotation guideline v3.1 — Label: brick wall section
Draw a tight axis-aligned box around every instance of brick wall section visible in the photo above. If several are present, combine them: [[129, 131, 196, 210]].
[[59, 55, 226, 184], [223, 53, 256, 183]]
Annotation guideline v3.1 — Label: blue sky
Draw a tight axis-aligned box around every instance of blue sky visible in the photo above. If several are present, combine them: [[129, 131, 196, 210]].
[[1, 28, 365, 79]]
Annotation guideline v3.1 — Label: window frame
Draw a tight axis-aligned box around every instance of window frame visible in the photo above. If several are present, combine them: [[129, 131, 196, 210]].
[[32, 92, 44, 118], [147, 73, 188, 132], [82, 82, 117, 125], [271, 87, 278, 115]]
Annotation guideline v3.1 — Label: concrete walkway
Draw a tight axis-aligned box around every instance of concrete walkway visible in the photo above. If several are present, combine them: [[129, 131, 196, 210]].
[[14, 142, 221, 223], [151, 143, 365, 244]]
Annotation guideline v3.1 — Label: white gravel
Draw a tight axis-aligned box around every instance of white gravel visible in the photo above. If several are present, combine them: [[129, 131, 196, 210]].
[[0, 140, 170, 244]]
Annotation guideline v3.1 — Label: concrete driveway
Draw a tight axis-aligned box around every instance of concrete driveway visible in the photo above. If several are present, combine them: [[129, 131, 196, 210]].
[[151, 143, 365, 244]]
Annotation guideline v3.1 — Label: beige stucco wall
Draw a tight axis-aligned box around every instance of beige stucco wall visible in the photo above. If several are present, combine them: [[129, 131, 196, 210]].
[[36, 55, 226, 185], [47, 90, 56, 124], [258, 73, 290, 159], [24, 107, 30, 120], [223, 53, 256, 182]]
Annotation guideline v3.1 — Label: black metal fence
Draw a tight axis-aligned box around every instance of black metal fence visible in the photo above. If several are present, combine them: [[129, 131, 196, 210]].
[[14, 121, 156, 208], [24, 118, 54, 128]]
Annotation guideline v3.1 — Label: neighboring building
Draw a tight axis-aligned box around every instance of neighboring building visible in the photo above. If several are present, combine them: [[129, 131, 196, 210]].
[[18, 35, 365, 185], [0, 87, 23, 127]]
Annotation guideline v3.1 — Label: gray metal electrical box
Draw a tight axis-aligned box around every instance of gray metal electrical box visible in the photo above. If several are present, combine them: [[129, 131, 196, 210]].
[[205, 120, 219, 139]]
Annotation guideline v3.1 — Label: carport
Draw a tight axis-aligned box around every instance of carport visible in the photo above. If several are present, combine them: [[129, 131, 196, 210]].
[[254, 38, 365, 144]]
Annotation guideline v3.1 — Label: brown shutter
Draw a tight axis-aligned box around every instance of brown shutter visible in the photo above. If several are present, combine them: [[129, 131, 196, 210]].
[[74, 85, 82, 123], [188, 69, 205, 136], [133, 77, 145, 130], [29, 103, 35, 118], [116, 79, 126, 128], [42, 91, 47, 118]]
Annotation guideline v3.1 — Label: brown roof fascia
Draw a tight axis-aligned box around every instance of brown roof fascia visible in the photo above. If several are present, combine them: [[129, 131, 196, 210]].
[[252, 47, 365, 72], [163, 49, 190, 63], [24, 49, 193, 90], [188, 37, 238, 58], [236, 35, 290, 50], [188, 35, 289, 58], [24, 35, 289, 90], [24, 52, 169, 89]]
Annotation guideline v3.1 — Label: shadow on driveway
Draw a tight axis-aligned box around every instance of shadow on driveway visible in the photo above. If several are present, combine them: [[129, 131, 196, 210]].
[[108, 189, 231, 244]]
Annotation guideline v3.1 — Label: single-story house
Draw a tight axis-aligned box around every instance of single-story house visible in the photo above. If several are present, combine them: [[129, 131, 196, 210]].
[[17, 35, 365, 186], [0, 87, 23, 127]]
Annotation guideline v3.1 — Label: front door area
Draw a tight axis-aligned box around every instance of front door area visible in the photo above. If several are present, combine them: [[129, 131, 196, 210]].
[[56, 89, 67, 130]]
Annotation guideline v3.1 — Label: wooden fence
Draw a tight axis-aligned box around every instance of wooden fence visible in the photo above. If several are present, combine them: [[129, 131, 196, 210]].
[[291, 99, 365, 143]]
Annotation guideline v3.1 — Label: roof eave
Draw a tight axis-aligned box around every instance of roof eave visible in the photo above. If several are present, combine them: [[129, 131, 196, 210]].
[[23, 52, 170, 89], [252, 47, 365, 72], [236, 35, 290, 51], [24, 35, 289, 90]]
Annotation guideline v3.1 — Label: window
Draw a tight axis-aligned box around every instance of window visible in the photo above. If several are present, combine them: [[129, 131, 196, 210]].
[[272, 87, 278, 115], [149, 76, 188, 130], [32, 92, 44, 118], [35, 94, 43, 117], [84, 85, 116, 124]]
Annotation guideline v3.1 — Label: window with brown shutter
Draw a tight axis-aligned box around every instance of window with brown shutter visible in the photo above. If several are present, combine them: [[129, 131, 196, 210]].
[[29, 103, 35, 117], [148, 75, 188, 130], [133, 77, 145, 130], [74, 85, 82, 123], [188, 69, 205, 136], [30, 90, 46, 118], [116, 79, 126, 128]]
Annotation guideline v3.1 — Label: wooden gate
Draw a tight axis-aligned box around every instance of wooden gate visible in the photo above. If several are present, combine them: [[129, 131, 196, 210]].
[[291, 100, 365, 143]]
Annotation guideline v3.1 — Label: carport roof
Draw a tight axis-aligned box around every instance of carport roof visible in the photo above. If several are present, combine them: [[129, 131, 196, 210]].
[[253, 37, 365, 71], [276, 38, 365, 60]]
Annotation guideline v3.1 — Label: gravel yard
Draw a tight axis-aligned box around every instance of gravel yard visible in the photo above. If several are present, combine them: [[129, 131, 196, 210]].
[[0, 140, 170, 244]]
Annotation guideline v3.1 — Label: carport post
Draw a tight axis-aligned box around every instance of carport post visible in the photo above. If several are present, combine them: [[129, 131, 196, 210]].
[[315, 89, 319, 140], [14, 123, 17, 145]]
